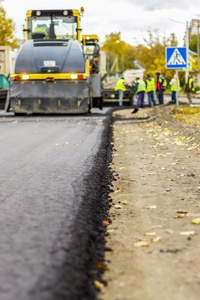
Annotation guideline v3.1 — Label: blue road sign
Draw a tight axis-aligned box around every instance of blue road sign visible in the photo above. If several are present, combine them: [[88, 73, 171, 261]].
[[166, 47, 187, 69]]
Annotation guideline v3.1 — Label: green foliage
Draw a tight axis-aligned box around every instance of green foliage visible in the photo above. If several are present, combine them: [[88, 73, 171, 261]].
[[189, 34, 197, 53], [0, 6, 18, 49], [194, 85, 200, 92]]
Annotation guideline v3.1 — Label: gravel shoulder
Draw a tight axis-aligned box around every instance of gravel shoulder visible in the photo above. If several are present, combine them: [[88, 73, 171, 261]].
[[99, 105, 200, 300]]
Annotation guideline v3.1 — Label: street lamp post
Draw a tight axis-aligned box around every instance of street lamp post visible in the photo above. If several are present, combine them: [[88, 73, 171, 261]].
[[197, 16, 200, 71]]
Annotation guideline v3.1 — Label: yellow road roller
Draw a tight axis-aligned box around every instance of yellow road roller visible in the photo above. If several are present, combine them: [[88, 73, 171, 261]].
[[6, 9, 102, 114]]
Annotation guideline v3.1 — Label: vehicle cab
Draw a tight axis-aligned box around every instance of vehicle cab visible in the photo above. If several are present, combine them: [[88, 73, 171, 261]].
[[24, 9, 84, 42]]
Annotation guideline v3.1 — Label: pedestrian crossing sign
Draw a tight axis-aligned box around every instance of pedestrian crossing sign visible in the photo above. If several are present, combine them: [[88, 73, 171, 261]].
[[166, 47, 187, 69]]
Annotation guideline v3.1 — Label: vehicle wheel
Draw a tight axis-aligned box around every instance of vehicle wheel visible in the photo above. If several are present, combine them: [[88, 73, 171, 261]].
[[88, 104, 92, 113], [99, 96, 103, 110], [14, 113, 26, 116]]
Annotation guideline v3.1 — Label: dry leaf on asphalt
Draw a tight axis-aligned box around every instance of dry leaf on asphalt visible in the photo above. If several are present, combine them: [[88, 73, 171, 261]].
[[192, 218, 200, 225], [174, 211, 188, 218], [134, 241, 149, 247], [179, 231, 196, 236], [114, 205, 123, 209], [122, 200, 128, 205], [94, 280, 104, 290], [107, 229, 117, 233], [145, 205, 157, 209], [145, 232, 156, 236], [102, 220, 110, 226], [151, 236, 161, 243], [96, 262, 108, 271]]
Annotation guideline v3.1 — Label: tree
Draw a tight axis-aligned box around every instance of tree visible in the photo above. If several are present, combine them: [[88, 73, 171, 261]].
[[102, 32, 136, 75], [135, 30, 181, 85], [0, 2, 18, 49], [189, 34, 197, 53]]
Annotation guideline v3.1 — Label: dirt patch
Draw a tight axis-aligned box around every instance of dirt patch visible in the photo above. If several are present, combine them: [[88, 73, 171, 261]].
[[99, 105, 200, 300]]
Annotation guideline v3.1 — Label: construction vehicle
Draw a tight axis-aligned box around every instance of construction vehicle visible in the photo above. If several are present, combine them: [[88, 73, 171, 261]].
[[6, 8, 102, 114]]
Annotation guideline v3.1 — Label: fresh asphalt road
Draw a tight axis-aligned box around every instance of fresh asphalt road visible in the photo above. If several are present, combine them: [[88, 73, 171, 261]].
[[0, 109, 111, 300]]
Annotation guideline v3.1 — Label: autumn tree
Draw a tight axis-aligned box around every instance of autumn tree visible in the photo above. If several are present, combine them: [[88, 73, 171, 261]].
[[0, 1, 18, 49], [135, 30, 183, 85], [102, 32, 136, 75]]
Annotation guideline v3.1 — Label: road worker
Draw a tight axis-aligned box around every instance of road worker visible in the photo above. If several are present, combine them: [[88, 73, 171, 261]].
[[115, 77, 127, 106], [146, 74, 156, 106], [33, 24, 49, 39], [169, 74, 180, 104], [185, 75, 195, 105], [155, 72, 167, 105], [131, 77, 146, 113]]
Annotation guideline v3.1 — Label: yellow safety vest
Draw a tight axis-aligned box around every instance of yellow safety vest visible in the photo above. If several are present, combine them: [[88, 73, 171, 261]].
[[189, 78, 195, 91], [146, 78, 155, 92], [115, 79, 127, 91], [171, 79, 180, 92], [34, 26, 49, 38], [159, 78, 167, 90], [136, 79, 146, 93]]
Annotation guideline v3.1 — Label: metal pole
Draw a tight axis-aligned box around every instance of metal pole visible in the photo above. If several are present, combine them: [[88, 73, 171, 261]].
[[198, 20, 199, 71], [185, 21, 189, 83], [176, 70, 179, 111]]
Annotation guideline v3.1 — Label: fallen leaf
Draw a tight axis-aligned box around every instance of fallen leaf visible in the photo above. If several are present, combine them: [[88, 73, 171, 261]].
[[114, 188, 121, 193], [102, 220, 110, 226], [114, 205, 123, 209], [107, 229, 116, 233], [174, 210, 188, 219], [174, 213, 188, 219], [157, 153, 167, 157], [145, 232, 156, 236], [122, 200, 128, 205], [192, 218, 200, 225], [180, 231, 195, 236], [94, 280, 104, 290], [145, 205, 157, 209], [96, 262, 108, 271], [134, 241, 149, 247], [151, 236, 161, 243]]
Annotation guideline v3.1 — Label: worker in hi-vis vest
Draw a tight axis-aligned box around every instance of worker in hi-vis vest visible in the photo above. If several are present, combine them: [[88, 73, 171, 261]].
[[131, 77, 146, 113], [169, 74, 180, 104], [146, 74, 156, 106], [115, 77, 127, 106], [185, 75, 195, 105], [155, 72, 167, 105], [33, 24, 49, 38]]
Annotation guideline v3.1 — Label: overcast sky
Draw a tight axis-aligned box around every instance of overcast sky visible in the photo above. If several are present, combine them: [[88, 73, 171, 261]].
[[3, 0, 200, 46]]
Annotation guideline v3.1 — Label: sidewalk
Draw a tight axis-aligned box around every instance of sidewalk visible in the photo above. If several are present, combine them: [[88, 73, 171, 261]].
[[99, 105, 200, 300]]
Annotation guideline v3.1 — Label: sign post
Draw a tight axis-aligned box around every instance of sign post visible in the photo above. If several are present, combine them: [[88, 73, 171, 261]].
[[166, 47, 188, 110]]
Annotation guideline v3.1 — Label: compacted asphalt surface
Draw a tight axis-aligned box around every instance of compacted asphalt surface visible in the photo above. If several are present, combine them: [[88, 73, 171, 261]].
[[0, 109, 113, 300]]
